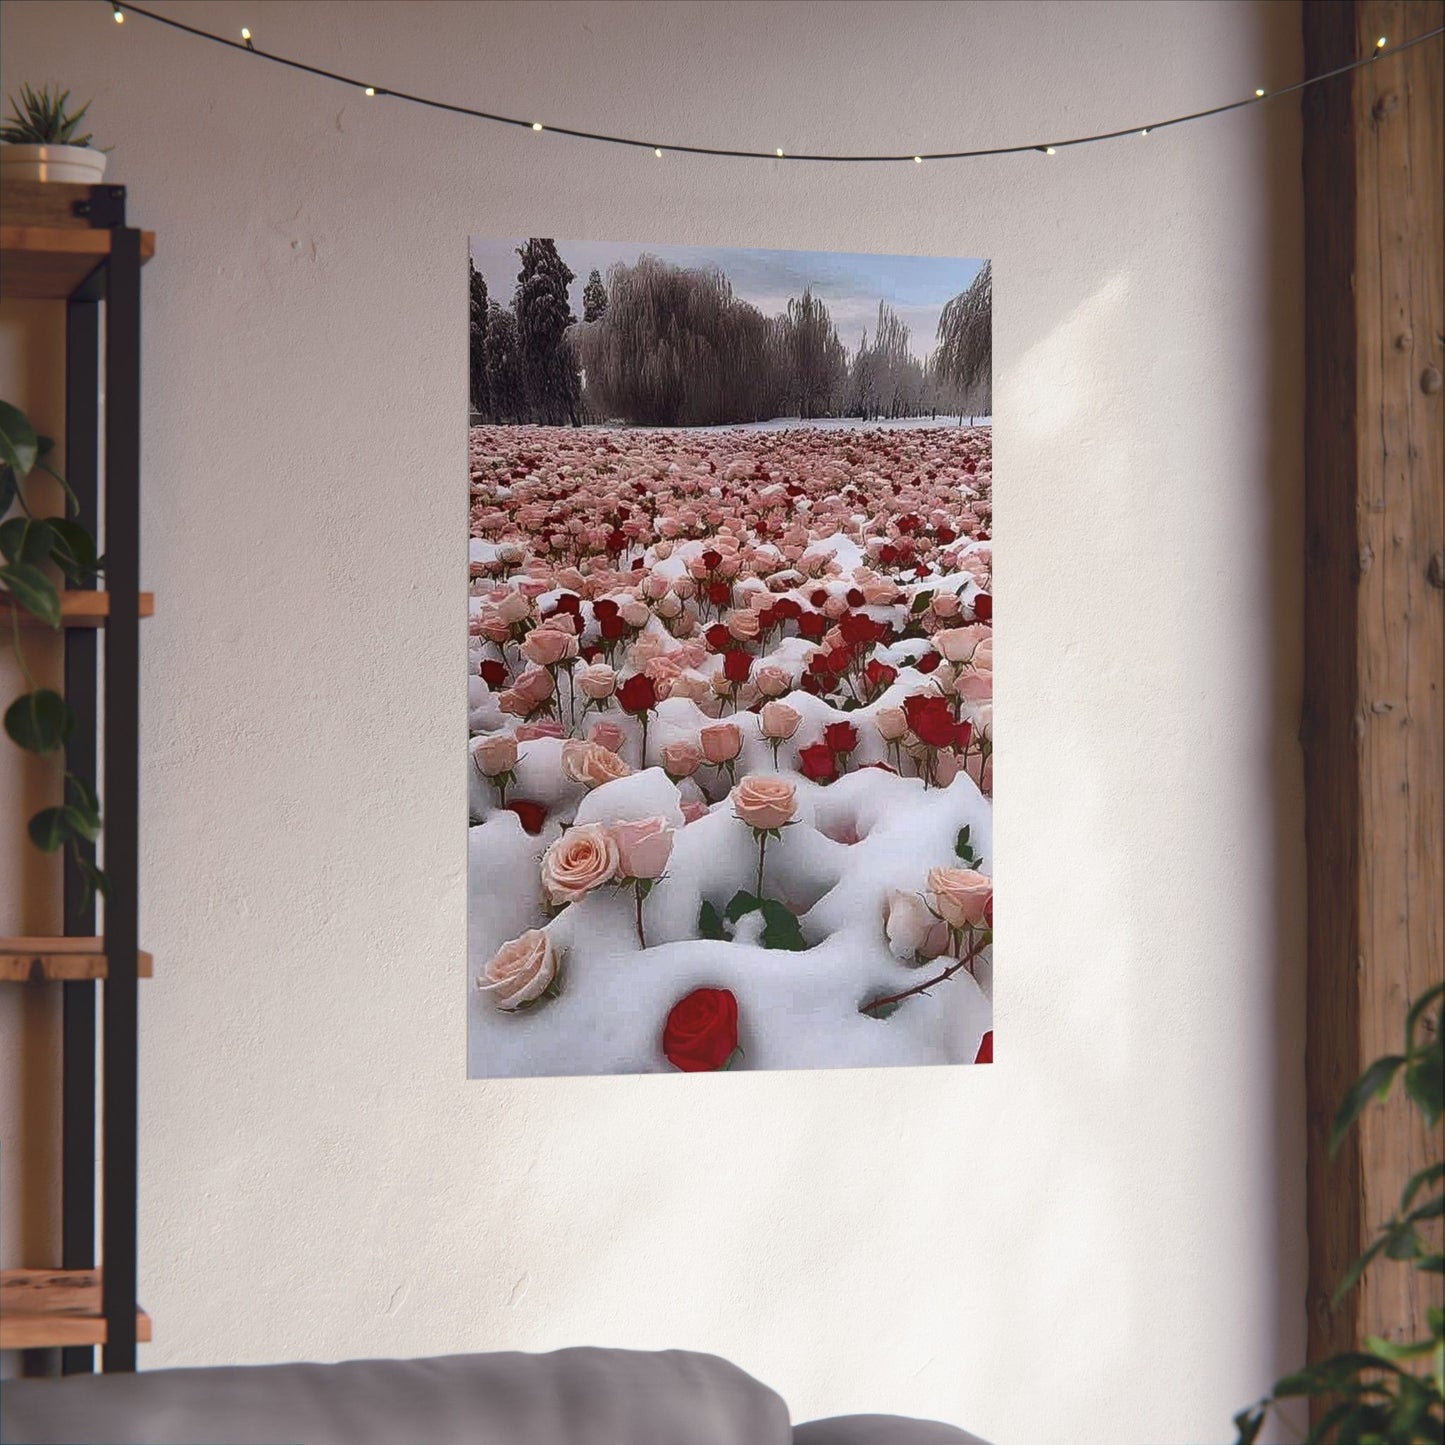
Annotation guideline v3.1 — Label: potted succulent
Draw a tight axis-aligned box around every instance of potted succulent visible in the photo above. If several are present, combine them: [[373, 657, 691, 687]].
[[0, 83, 107, 184]]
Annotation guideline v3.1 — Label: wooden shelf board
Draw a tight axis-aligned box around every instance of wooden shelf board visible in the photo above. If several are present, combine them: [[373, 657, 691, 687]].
[[0, 1270, 151, 1350], [0, 224, 156, 300], [0, 938, 154, 983], [1, 591, 155, 627]]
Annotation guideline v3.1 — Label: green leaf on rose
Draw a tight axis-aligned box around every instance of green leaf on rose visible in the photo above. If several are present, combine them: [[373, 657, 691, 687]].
[[758, 898, 806, 951], [954, 825, 980, 864], [725, 890, 761, 923], [698, 900, 730, 941], [910, 589, 934, 615]]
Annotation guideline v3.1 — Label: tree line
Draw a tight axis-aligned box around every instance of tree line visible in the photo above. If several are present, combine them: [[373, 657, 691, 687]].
[[469, 243, 991, 427]]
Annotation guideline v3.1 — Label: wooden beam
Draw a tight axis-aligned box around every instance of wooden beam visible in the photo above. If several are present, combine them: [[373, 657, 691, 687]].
[[1301, 0, 1444, 1374], [0, 1270, 151, 1350]]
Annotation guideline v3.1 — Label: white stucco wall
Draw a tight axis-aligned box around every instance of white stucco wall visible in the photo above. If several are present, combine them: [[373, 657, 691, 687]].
[[0, 2, 1306, 1439]]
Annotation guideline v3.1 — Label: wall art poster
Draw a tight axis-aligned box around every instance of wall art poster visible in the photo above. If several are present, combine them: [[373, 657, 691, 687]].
[[468, 239, 992, 1078]]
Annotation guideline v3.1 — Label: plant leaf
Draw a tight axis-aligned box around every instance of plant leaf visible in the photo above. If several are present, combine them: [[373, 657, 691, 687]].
[[1406, 981, 1445, 1049], [3, 689, 73, 754], [1231, 1406, 1265, 1445], [27, 806, 69, 852], [0, 464, 16, 517], [0, 516, 52, 564], [1401, 1162, 1445, 1212], [759, 898, 806, 951], [1405, 1041, 1444, 1126], [46, 517, 101, 582], [0, 399, 38, 478], [725, 890, 761, 923], [0, 561, 61, 627], [1330, 1054, 1406, 1157], [697, 900, 729, 941]]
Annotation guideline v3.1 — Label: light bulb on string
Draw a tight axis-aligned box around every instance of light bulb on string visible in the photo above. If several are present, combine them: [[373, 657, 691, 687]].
[[1376, 36, 1387, 48], [241, 26, 254, 50], [653, 147, 663, 157], [1255, 87, 1266, 97], [775, 148, 784, 158], [112, 4, 124, 21], [1140, 127, 1150, 136], [1044, 146, 1057, 155], [913, 155, 922, 163], [532, 122, 543, 131]]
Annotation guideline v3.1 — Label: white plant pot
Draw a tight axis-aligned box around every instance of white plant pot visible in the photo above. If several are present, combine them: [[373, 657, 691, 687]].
[[0, 143, 107, 184]]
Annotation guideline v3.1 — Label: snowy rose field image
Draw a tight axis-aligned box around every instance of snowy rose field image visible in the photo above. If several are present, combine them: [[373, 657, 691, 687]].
[[467, 239, 993, 1078]]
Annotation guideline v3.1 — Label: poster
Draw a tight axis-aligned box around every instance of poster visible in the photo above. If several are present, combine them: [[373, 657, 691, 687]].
[[468, 240, 992, 1077]]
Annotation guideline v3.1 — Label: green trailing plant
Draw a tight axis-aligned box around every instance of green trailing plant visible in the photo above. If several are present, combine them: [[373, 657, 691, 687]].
[[1234, 982, 1444, 1445], [0, 83, 99, 148], [0, 398, 107, 910]]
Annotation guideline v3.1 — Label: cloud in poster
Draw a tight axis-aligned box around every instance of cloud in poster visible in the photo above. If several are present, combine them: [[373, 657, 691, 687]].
[[468, 238, 985, 362]]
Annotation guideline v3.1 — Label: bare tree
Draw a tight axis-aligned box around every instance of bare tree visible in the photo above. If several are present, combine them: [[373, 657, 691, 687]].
[[934, 261, 992, 417], [784, 289, 847, 419]]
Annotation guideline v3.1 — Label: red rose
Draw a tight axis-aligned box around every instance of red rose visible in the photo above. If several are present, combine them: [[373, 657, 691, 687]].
[[554, 593, 582, 616], [704, 623, 732, 652], [592, 598, 620, 620], [773, 598, 802, 622], [701, 549, 723, 572], [954, 720, 973, 751], [903, 693, 957, 749], [797, 611, 826, 641], [936, 526, 957, 544], [878, 543, 899, 566], [846, 587, 865, 607], [478, 659, 508, 688], [914, 651, 941, 675], [809, 588, 829, 608], [974, 1031, 993, 1065], [505, 799, 548, 835], [663, 987, 739, 1072], [707, 580, 732, 608], [972, 592, 992, 623], [864, 659, 897, 691], [824, 722, 859, 755], [839, 612, 885, 647], [617, 674, 658, 715], [723, 650, 753, 684], [799, 742, 839, 783], [599, 614, 626, 642], [826, 646, 852, 673]]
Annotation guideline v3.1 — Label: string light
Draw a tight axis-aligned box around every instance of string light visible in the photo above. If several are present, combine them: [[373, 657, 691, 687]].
[[103, 4, 1444, 166], [112, 3, 124, 21]]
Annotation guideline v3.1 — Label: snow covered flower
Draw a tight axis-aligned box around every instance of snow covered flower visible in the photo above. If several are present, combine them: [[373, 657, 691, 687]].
[[731, 775, 797, 832], [700, 722, 743, 766], [661, 740, 704, 780], [522, 627, 579, 668], [577, 662, 617, 700], [479, 929, 559, 1010], [471, 733, 518, 778], [883, 888, 950, 963], [541, 824, 620, 906]]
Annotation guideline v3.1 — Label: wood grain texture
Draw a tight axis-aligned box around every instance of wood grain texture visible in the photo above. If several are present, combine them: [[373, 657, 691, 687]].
[[1301, 0, 1444, 1371], [0, 591, 155, 627], [0, 225, 156, 300], [0, 1270, 151, 1349], [0, 938, 154, 983]]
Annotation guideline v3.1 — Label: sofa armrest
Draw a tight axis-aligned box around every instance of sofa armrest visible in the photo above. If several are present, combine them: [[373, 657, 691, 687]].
[[794, 1415, 992, 1445]]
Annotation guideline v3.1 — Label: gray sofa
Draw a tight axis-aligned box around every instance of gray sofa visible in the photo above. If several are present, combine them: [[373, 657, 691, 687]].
[[0, 1347, 990, 1444]]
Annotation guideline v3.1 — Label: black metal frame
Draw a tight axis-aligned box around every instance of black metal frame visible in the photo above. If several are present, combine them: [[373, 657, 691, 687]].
[[58, 185, 143, 1375]]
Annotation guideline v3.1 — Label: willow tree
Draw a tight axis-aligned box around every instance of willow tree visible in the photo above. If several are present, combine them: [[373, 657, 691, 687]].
[[934, 261, 992, 416], [784, 288, 847, 419]]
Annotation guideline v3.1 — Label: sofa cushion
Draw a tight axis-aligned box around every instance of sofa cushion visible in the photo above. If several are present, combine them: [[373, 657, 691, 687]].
[[794, 1415, 992, 1445], [0, 1347, 792, 1445]]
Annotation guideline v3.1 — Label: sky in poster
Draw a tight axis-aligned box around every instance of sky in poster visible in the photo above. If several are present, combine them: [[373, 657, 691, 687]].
[[468, 238, 985, 363]]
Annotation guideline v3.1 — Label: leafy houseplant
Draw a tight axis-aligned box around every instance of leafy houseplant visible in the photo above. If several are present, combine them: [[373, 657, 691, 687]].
[[0, 83, 107, 184], [1234, 982, 1444, 1444], [1, 398, 107, 909]]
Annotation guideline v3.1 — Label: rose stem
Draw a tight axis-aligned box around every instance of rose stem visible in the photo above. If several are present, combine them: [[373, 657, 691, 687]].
[[635, 885, 647, 949], [859, 933, 989, 1016], [756, 831, 767, 899]]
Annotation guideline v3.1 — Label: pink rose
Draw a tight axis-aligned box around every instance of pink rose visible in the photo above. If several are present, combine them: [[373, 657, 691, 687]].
[[478, 928, 558, 1010], [541, 824, 619, 905], [577, 663, 617, 700], [883, 889, 950, 962], [933, 748, 962, 786], [495, 591, 531, 625], [610, 817, 675, 880], [758, 701, 802, 741], [933, 625, 988, 663], [926, 867, 992, 929], [589, 720, 627, 754], [662, 740, 704, 778], [727, 609, 762, 642], [701, 722, 743, 764], [874, 706, 908, 741], [732, 775, 798, 831], [680, 799, 711, 825], [514, 719, 564, 742], [472, 733, 518, 777], [618, 598, 652, 629], [560, 739, 633, 789], [522, 628, 579, 667], [754, 665, 790, 698], [930, 591, 962, 619], [511, 667, 555, 708]]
